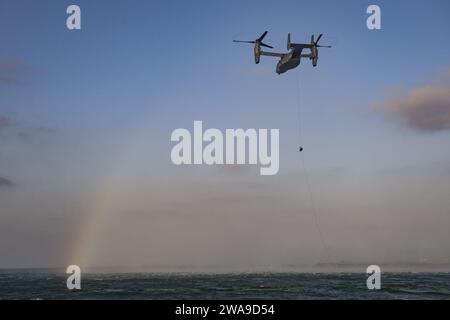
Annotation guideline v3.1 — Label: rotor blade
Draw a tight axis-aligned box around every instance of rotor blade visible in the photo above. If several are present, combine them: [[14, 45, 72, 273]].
[[233, 40, 256, 44], [317, 45, 331, 48], [315, 34, 323, 44], [258, 31, 268, 41], [260, 42, 273, 49]]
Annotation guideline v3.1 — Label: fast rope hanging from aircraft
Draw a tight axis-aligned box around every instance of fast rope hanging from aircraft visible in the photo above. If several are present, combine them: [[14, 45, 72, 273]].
[[295, 71, 331, 264]]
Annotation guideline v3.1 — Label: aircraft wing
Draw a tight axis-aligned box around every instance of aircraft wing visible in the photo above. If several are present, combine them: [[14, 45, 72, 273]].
[[290, 43, 312, 50], [260, 51, 285, 58]]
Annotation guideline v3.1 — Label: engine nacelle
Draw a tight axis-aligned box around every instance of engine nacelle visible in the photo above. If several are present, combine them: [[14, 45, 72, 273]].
[[254, 43, 261, 64], [311, 46, 318, 67]]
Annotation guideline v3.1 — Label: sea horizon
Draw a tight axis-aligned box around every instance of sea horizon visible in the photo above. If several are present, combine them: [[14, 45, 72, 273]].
[[1, 262, 450, 274]]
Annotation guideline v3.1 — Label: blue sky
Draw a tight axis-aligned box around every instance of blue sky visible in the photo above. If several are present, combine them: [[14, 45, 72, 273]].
[[0, 0, 450, 268]]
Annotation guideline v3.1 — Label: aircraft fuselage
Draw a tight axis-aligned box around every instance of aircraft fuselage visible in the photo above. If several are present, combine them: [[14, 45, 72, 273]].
[[275, 50, 301, 74]]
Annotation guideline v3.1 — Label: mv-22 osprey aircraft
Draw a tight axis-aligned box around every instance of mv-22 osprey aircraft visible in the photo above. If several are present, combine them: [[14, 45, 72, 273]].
[[233, 31, 331, 74]]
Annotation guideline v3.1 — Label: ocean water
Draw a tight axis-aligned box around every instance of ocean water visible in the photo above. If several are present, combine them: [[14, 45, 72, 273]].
[[0, 271, 449, 300]]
